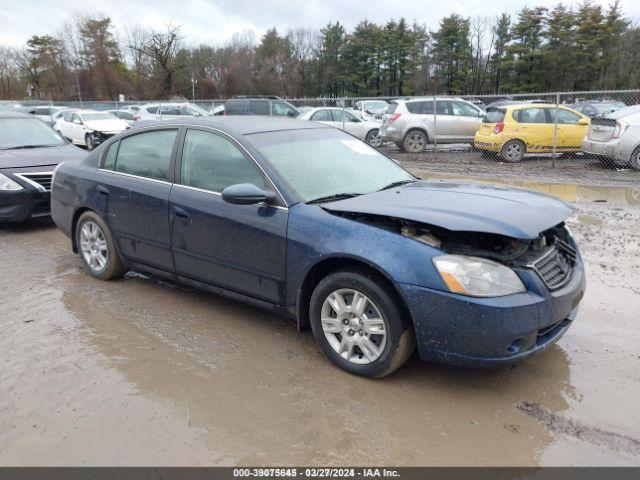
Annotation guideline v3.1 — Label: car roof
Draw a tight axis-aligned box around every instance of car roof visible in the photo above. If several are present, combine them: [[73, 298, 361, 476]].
[[0, 111, 34, 119], [132, 116, 330, 135]]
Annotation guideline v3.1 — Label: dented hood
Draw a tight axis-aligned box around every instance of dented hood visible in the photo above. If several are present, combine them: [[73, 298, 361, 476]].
[[322, 181, 573, 240]]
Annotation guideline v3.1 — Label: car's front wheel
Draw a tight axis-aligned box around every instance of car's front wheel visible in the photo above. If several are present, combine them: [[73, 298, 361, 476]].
[[365, 129, 382, 147], [309, 270, 415, 378], [500, 139, 526, 163], [85, 133, 96, 151], [75, 211, 126, 280]]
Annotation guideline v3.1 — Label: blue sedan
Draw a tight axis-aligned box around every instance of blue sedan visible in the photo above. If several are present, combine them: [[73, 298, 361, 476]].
[[51, 117, 586, 377]]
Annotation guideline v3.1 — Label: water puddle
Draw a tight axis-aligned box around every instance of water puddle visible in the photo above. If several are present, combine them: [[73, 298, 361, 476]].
[[422, 174, 640, 207]]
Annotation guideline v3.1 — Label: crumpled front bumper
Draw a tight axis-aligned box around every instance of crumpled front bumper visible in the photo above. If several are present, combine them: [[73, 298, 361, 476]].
[[396, 257, 586, 368]]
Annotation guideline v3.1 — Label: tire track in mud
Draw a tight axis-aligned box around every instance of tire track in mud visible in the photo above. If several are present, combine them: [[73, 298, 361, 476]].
[[516, 401, 640, 456]]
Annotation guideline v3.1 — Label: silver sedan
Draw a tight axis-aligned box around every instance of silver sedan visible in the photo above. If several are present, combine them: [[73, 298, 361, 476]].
[[298, 107, 383, 147]]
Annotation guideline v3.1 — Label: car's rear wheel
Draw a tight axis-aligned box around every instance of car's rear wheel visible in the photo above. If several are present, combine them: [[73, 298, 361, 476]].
[[500, 139, 526, 163], [309, 270, 415, 378], [366, 129, 382, 147], [85, 133, 95, 151], [75, 211, 126, 280], [402, 130, 428, 153], [630, 146, 640, 171]]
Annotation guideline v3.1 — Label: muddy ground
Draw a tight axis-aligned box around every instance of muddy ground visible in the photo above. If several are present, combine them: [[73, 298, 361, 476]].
[[1, 174, 639, 466], [384, 145, 640, 188]]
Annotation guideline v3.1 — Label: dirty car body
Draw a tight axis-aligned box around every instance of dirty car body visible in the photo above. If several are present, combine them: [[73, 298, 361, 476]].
[[51, 117, 585, 376]]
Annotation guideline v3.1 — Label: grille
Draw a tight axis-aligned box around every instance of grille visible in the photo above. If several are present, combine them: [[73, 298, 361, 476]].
[[531, 238, 577, 290], [16, 172, 53, 192]]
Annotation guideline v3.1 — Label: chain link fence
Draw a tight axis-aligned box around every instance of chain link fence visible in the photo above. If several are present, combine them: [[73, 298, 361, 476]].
[[4, 90, 640, 187]]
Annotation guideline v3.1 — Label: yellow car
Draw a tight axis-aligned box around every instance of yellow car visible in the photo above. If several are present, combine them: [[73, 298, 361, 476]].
[[474, 104, 590, 162]]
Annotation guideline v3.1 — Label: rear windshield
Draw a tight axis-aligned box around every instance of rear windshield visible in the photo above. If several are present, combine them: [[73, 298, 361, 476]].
[[386, 102, 398, 114], [483, 109, 505, 123]]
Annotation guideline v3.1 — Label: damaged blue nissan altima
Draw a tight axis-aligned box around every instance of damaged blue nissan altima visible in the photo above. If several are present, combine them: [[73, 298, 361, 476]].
[[51, 117, 585, 378]]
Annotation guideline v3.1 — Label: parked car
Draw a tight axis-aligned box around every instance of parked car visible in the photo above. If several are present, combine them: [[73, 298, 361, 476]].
[[380, 97, 485, 152], [470, 99, 487, 111], [581, 104, 640, 170], [50, 116, 585, 377], [20, 105, 68, 125], [134, 102, 211, 122], [0, 111, 85, 223], [299, 107, 383, 146], [54, 110, 129, 150], [108, 109, 135, 127], [571, 100, 625, 118], [350, 100, 390, 122], [474, 104, 590, 162], [224, 96, 300, 117]]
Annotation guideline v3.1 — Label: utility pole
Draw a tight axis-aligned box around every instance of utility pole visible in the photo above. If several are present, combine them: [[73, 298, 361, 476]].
[[191, 74, 197, 102]]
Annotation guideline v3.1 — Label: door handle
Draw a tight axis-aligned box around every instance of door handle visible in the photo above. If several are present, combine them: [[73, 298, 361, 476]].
[[173, 206, 190, 221], [97, 185, 109, 196]]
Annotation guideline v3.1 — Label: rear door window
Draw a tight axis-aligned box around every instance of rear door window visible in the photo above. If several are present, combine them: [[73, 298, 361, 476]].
[[249, 100, 270, 115], [513, 108, 548, 124], [311, 110, 333, 122], [102, 141, 119, 170], [114, 129, 178, 181], [225, 100, 248, 115], [331, 110, 359, 122]]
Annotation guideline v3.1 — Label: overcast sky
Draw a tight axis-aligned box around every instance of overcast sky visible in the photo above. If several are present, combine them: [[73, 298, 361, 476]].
[[0, 0, 636, 48]]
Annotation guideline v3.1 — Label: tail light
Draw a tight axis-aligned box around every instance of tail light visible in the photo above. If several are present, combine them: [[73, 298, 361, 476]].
[[133, 115, 140, 122], [612, 121, 625, 139], [493, 122, 505, 134], [389, 113, 401, 123]]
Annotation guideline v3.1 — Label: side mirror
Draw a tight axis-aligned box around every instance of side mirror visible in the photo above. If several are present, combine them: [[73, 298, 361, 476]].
[[578, 117, 590, 126], [221, 183, 276, 205]]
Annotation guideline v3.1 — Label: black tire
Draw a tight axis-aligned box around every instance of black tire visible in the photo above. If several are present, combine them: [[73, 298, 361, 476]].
[[365, 129, 382, 147], [85, 133, 95, 151], [309, 269, 415, 378], [75, 211, 126, 280], [500, 139, 526, 163], [402, 130, 428, 153], [630, 146, 640, 171]]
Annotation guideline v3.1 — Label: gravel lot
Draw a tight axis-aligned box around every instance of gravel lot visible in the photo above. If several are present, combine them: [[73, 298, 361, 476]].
[[384, 145, 640, 188], [1, 169, 639, 466]]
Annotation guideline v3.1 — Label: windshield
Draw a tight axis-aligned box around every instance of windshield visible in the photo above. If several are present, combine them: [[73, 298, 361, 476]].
[[362, 101, 389, 112], [0, 118, 66, 149], [82, 112, 118, 121], [248, 128, 414, 203]]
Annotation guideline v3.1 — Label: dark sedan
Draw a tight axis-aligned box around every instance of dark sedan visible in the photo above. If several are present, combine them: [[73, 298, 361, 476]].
[[51, 117, 586, 377], [0, 111, 86, 223]]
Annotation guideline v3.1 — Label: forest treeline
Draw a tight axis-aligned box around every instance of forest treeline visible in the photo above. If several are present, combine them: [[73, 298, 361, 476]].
[[0, 1, 637, 101]]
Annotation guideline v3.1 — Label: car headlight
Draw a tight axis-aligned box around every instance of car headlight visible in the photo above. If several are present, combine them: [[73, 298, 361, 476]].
[[0, 172, 23, 191], [433, 254, 525, 297]]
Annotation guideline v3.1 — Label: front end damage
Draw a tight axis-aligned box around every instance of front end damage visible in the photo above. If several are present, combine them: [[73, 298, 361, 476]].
[[327, 210, 586, 367]]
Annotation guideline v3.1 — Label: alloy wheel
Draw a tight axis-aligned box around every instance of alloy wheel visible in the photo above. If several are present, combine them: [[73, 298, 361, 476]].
[[367, 130, 382, 147], [79, 220, 108, 273], [503, 141, 524, 162], [405, 132, 426, 153], [320, 288, 387, 364]]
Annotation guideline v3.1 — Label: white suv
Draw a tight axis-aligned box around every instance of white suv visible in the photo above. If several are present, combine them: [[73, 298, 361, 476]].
[[380, 98, 484, 152]]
